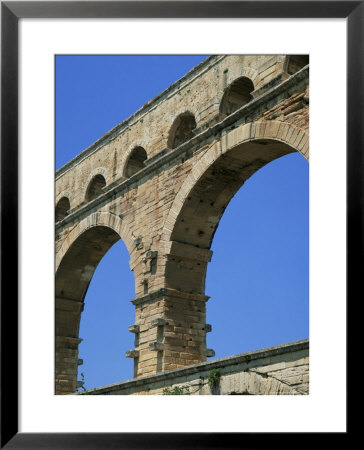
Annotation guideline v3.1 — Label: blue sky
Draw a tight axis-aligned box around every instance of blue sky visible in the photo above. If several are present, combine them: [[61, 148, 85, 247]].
[[56, 55, 309, 390]]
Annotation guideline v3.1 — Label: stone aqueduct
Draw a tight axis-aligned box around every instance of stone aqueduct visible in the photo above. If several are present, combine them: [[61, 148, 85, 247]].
[[55, 55, 309, 395]]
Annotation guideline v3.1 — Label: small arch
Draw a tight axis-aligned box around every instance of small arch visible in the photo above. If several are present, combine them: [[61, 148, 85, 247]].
[[168, 112, 197, 149], [124, 146, 147, 178], [55, 197, 70, 222], [220, 76, 254, 116], [286, 55, 309, 75], [85, 174, 106, 202], [55, 212, 134, 273]]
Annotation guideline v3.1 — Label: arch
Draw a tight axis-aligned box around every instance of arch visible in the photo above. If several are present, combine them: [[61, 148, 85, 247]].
[[75, 239, 135, 389], [285, 55, 309, 75], [163, 121, 308, 242], [205, 152, 309, 364], [167, 111, 197, 149], [55, 196, 70, 222], [220, 76, 254, 116], [85, 174, 106, 202], [55, 212, 135, 394], [161, 120, 308, 293], [56, 212, 134, 272], [56, 189, 73, 207], [224, 65, 259, 91], [123, 146, 147, 178]]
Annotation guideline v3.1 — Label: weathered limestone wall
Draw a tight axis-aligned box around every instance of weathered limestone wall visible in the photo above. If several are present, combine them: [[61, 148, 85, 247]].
[[78, 340, 309, 395], [55, 54, 309, 394]]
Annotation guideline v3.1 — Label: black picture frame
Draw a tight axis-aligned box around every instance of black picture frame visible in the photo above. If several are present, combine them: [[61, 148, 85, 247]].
[[1, 1, 357, 448]]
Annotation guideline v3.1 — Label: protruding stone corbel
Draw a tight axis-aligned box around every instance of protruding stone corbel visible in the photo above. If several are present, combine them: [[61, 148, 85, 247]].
[[134, 236, 143, 250], [77, 359, 83, 366], [144, 250, 158, 260], [143, 250, 158, 274], [126, 350, 139, 359], [151, 318, 166, 327], [128, 324, 139, 333], [206, 349, 215, 357], [149, 342, 164, 351], [56, 336, 83, 345], [205, 324, 212, 333]]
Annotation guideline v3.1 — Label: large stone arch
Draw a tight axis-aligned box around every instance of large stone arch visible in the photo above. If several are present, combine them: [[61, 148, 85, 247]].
[[162, 120, 308, 246], [55, 212, 135, 394], [147, 121, 309, 373]]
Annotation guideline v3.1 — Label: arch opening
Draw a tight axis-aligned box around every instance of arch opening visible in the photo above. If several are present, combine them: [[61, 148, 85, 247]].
[[170, 140, 297, 250], [85, 174, 106, 202], [124, 146, 147, 178], [55, 225, 134, 394], [55, 196, 70, 222], [205, 152, 309, 360], [166, 139, 305, 295], [163, 139, 308, 368], [168, 112, 197, 149], [76, 239, 135, 390], [286, 55, 309, 75], [220, 76, 254, 116]]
